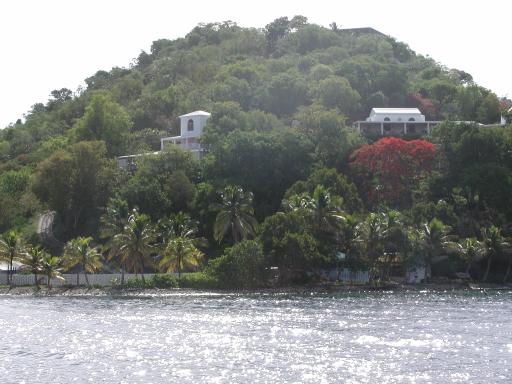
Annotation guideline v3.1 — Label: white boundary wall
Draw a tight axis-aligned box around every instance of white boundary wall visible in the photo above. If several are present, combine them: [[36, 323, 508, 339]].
[[0, 273, 177, 287]]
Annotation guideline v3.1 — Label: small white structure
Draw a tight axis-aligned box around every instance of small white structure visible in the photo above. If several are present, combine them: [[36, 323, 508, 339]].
[[160, 110, 211, 160], [406, 266, 426, 284], [366, 108, 426, 123]]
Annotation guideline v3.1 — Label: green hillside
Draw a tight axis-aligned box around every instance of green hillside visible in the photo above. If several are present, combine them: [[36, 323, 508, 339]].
[[1, 17, 511, 286]]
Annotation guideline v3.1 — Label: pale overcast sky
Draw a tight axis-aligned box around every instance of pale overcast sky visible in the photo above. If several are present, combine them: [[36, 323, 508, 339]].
[[0, 0, 510, 128]]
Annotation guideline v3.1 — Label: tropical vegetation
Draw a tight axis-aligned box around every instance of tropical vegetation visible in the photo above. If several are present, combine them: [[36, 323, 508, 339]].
[[1, 17, 512, 288]]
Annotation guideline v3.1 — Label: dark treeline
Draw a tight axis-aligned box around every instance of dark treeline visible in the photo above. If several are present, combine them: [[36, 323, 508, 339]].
[[1, 17, 511, 287]]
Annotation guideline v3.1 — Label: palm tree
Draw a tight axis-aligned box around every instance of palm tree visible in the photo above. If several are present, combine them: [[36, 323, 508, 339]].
[[63, 237, 103, 287], [157, 212, 199, 244], [481, 226, 510, 282], [446, 237, 484, 275], [305, 185, 345, 234], [100, 199, 130, 282], [114, 211, 155, 284], [160, 237, 203, 278], [281, 193, 310, 212], [0, 230, 24, 286], [355, 212, 386, 270], [417, 218, 452, 281], [40, 254, 64, 289], [213, 185, 258, 244], [20, 246, 47, 289], [381, 210, 407, 280]]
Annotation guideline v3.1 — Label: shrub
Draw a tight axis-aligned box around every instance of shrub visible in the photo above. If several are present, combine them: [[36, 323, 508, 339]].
[[179, 272, 219, 289], [208, 240, 268, 288], [122, 277, 147, 289], [151, 274, 179, 288]]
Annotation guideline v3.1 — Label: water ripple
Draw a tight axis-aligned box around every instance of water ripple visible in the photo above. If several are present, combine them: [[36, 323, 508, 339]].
[[0, 291, 511, 383]]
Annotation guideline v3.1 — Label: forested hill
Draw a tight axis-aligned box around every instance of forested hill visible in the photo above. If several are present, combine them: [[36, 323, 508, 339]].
[[0, 16, 510, 244]]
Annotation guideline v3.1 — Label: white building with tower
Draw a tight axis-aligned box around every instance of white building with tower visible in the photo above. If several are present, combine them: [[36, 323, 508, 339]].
[[160, 110, 210, 159], [117, 110, 210, 170]]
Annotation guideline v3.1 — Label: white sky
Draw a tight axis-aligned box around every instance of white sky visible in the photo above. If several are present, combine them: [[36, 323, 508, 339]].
[[0, 0, 510, 128]]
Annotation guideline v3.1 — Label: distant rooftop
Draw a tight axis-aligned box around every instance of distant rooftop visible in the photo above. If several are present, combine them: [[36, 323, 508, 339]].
[[180, 110, 211, 118], [371, 108, 422, 115]]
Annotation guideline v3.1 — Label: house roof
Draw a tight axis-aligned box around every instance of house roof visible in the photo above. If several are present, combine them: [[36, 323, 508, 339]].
[[371, 108, 423, 115], [180, 110, 211, 118]]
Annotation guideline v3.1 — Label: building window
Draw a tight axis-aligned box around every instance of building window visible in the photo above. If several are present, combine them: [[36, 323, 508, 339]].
[[187, 119, 194, 131], [408, 117, 415, 122], [384, 117, 391, 122]]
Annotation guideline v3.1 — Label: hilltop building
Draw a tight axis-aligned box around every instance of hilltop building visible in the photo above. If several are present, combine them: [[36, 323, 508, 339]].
[[117, 110, 210, 170], [160, 110, 210, 159], [354, 108, 440, 136]]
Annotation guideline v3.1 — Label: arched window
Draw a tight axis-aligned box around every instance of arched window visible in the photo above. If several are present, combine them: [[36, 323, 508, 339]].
[[384, 117, 391, 122], [408, 117, 416, 122], [187, 119, 194, 131]]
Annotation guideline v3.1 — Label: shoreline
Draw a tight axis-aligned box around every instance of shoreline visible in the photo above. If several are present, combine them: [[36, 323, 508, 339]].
[[1, 282, 511, 297]]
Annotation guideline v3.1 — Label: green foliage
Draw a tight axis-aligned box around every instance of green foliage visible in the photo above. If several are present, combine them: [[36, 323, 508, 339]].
[[205, 128, 314, 216], [285, 168, 362, 213], [160, 237, 203, 277], [119, 147, 199, 219], [259, 210, 324, 283], [178, 272, 219, 289], [212, 185, 258, 244], [208, 239, 267, 288], [150, 274, 179, 288], [73, 91, 133, 156], [32, 141, 115, 237]]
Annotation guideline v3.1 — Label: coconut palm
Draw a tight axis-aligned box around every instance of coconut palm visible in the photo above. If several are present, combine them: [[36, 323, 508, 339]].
[[355, 212, 386, 269], [213, 185, 258, 244], [481, 226, 510, 282], [63, 237, 103, 287], [160, 237, 203, 278], [446, 237, 485, 275], [417, 218, 452, 281], [281, 193, 310, 212], [114, 211, 155, 284], [40, 254, 64, 289], [20, 246, 47, 289], [157, 212, 199, 243], [380, 210, 407, 279], [100, 199, 131, 282], [0, 230, 25, 286], [304, 185, 345, 234]]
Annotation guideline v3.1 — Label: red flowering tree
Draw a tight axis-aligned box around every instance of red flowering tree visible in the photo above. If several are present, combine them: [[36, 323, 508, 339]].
[[349, 137, 436, 208]]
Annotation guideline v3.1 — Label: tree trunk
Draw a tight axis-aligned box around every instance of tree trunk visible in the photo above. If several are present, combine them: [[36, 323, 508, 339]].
[[503, 259, 512, 283], [84, 272, 90, 287], [483, 255, 492, 282], [47, 275, 52, 289], [76, 272, 79, 286], [465, 262, 472, 275], [140, 256, 145, 285], [121, 263, 125, 285], [231, 224, 238, 244], [178, 254, 182, 279], [8, 256, 13, 286], [425, 261, 432, 283], [34, 272, 39, 289]]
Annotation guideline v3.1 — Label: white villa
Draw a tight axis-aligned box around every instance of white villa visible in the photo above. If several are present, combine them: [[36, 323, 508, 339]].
[[117, 110, 210, 170], [160, 110, 210, 159], [354, 108, 439, 136]]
